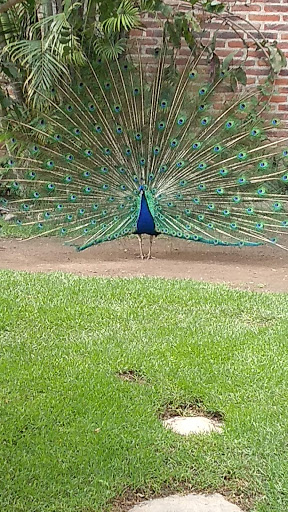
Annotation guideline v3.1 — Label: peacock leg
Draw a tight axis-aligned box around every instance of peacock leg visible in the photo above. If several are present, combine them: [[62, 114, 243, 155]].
[[137, 234, 144, 260], [147, 235, 153, 260]]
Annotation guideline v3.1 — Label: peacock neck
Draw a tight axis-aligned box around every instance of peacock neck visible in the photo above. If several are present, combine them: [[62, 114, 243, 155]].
[[136, 190, 157, 236]]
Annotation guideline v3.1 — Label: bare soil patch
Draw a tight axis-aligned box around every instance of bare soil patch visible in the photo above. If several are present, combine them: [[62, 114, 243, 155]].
[[0, 236, 287, 292]]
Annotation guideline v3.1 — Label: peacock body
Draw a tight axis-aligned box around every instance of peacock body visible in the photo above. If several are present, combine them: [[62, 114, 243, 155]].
[[1, 41, 288, 258]]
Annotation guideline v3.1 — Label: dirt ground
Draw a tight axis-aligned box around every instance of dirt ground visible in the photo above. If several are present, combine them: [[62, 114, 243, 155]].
[[0, 236, 287, 293]]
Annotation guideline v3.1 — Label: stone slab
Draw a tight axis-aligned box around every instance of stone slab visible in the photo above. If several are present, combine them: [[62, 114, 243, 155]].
[[128, 493, 243, 511], [163, 416, 223, 435]]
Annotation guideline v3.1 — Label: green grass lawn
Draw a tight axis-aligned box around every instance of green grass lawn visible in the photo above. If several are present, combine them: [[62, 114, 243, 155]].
[[0, 271, 287, 512]]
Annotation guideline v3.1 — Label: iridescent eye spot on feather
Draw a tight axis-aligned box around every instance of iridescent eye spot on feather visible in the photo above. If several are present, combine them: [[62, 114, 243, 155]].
[[250, 128, 261, 137], [177, 117, 185, 126], [170, 139, 178, 148], [78, 208, 85, 215], [153, 146, 160, 155], [16, 219, 22, 225], [66, 214, 73, 221], [97, 58, 102, 65], [207, 203, 215, 211], [259, 161, 268, 169], [198, 183, 206, 191], [115, 126, 123, 135], [66, 105, 73, 113], [282, 149, 288, 157], [198, 162, 207, 170], [104, 147, 111, 156], [179, 180, 187, 187], [281, 174, 288, 182], [83, 171, 91, 178], [133, 87, 140, 96], [125, 148, 132, 157], [273, 202, 282, 212], [271, 118, 279, 126], [213, 145, 222, 153], [232, 195, 241, 203], [92, 204, 98, 211], [201, 117, 209, 126], [73, 128, 81, 136], [10, 137, 16, 144], [88, 103, 95, 112], [47, 183, 55, 191], [69, 194, 77, 202], [94, 124, 102, 134], [281, 220, 288, 227], [160, 99, 168, 109], [30, 145, 39, 154], [66, 154, 74, 162], [255, 222, 264, 231], [21, 204, 30, 212], [238, 177, 247, 185], [239, 102, 247, 111], [246, 207, 254, 215], [114, 104, 121, 113], [101, 166, 108, 174], [39, 119, 46, 126], [56, 204, 63, 211], [189, 70, 197, 79], [122, 63, 129, 71], [176, 161, 184, 168], [192, 142, 201, 150], [199, 87, 208, 96], [33, 191, 40, 199], [193, 197, 200, 204], [225, 120, 234, 129], [37, 223, 43, 229], [11, 181, 19, 190], [237, 151, 247, 160], [84, 149, 93, 157], [83, 186, 92, 194], [139, 157, 145, 166], [54, 134, 62, 142], [149, 174, 154, 181], [135, 132, 142, 141], [45, 160, 54, 169], [104, 82, 111, 90], [118, 167, 126, 174], [222, 209, 230, 216], [159, 165, 167, 172], [216, 187, 224, 195], [257, 187, 266, 196], [158, 121, 165, 131], [198, 104, 206, 112], [7, 159, 15, 167], [230, 223, 237, 230], [198, 214, 204, 221]]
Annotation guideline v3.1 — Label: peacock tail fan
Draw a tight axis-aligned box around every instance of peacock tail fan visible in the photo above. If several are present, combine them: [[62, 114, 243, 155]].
[[1, 42, 288, 251]]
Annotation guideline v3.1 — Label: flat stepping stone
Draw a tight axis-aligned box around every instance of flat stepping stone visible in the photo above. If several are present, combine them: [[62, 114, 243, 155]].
[[128, 493, 243, 511], [163, 416, 223, 435]]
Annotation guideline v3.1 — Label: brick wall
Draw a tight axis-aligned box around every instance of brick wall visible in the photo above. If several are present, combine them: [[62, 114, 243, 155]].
[[132, 0, 288, 132]]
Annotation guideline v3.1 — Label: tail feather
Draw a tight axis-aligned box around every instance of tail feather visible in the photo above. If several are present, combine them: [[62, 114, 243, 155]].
[[1, 39, 288, 250]]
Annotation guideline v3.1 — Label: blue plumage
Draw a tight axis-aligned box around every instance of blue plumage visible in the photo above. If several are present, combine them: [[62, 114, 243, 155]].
[[136, 193, 157, 236]]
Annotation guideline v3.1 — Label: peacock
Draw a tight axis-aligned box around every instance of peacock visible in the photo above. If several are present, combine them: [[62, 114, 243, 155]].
[[0, 40, 288, 259]]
